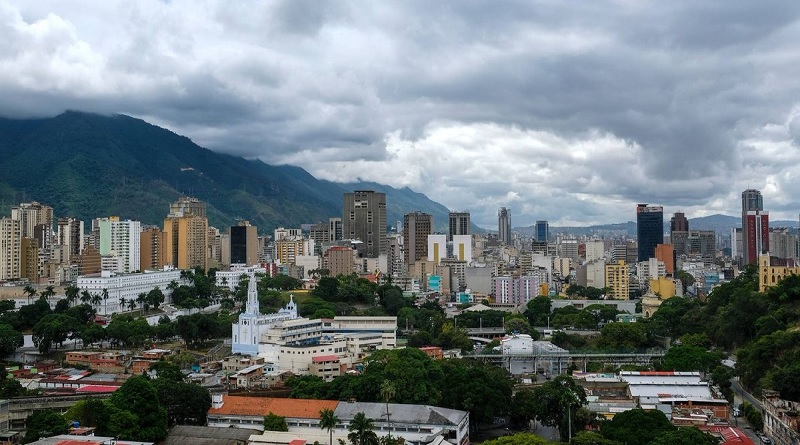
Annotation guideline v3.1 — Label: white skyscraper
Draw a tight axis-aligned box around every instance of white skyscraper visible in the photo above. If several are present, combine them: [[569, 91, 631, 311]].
[[98, 217, 141, 273]]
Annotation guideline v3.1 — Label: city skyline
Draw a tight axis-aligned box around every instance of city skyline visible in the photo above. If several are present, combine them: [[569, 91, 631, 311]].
[[2, 2, 800, 227]]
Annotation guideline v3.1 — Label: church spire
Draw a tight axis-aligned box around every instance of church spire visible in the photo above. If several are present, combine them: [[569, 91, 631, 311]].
[[245, 273, 259, 314]]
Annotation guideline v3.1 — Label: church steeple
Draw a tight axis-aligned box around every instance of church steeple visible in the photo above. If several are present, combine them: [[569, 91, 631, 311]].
[[245, 274, 259, 314]]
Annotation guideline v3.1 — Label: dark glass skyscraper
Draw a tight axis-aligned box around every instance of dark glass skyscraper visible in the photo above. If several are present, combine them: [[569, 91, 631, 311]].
[[741, 189, 764, 266], [637, 204, 664, 262], [535, 220, 549, 242], [498, 207, 511, 245]]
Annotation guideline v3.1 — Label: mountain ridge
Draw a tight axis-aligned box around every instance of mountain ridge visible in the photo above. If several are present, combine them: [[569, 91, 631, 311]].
[[0, 111, 461, 233]]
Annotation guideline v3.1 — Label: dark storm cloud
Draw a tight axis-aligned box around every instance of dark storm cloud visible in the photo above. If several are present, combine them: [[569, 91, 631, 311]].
[[2, 0, 800, 226]]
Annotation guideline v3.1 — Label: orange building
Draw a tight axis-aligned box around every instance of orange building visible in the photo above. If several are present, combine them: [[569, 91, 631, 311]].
[[163, 214, 208, 270], [140, 227, 168, 271], [655, 243, 674, 275]]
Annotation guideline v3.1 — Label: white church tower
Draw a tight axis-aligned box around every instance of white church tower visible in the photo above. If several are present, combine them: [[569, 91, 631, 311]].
[[231, 273, 298, 356]]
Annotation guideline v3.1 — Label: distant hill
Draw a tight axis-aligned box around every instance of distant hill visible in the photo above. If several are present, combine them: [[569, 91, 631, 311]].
[[0, 111, 461, 233]]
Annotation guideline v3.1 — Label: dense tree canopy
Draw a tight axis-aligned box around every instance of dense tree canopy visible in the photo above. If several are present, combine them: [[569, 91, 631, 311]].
[[600, 409, 674, 445], [108, 375, 168, 442]]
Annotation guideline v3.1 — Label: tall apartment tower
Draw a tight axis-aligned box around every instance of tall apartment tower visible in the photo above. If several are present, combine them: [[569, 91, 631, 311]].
[[140, 226, 168, 271], [741, 189, 764, 266], [342, 191, 386, 258], [535, 220, 549, 242], [0, 218, 21, 280], [448, 212, 470, 241], [744, 211, 769, 266], [230, 221, 258, 265], [164, 197, 208, 271], [98, 217, 142, 274], [670, 212, 688, 233], [57, 217, 85, 263], [328, 217, 343, 242], [498, 207, 512, 245], [11, 201, 54, 240], [403, 212, 432, 269], [636, 204, 664, 262]]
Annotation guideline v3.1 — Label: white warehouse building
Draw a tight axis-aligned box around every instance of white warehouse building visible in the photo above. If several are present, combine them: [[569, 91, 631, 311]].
[[76, 267, 184, 316]]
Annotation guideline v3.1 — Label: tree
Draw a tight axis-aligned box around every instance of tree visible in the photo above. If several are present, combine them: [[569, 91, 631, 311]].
[[358, 348, 443, 405], [440, 359, 514, 426], [380, 380, 396, 437], [32, 314, 83, 353], [153, 378, 212, 426], [23, 409, 69, 443], [109, 375, 168, 442], [41, 285, 56, 301], [526, 375, 588, 441], [658, 345, 723, 374], [264, 412, 289, 431], [22, 284, 37, 304], [0, 323, 23, 359], [348, 412, 378, 445], [646, 427, 718, 445], [571, 431, 621, 445], [64, 284, 79, 306], [320, 408, 341, 445], [596, 322, 649, 350], [505, 316, 532, 335], [101, 288, 109, 314], [80, 323, 107, 348], [0, 364, 25, 398], [315, 276, 340, 300], [479, 433, 554, 445], [770, 363, 800, 402], [525, 296, 552, 327], [600, 409, 674, 445], [147, 287, 166, 309]]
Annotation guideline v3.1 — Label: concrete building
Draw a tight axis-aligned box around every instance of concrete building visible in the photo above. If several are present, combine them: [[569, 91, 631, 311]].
[[498, 207, 512, 245], [654, 243, 675, 276], [403, 212, 432, 270], [451, 234, 473, 263], [762, 390, 800, 445], [98, 217, 141, 274], [76, 268, 184, 315], [275, 239, 312, 265], [535, 220, 549, 242], [427, 234, 447, 265], [769, 227, 798, 260], [343, 190, 387, 258], [559, 238, 580, 264], [493, 275, 540, 305], [741, 189, 764, 266], [449, 211, 470, 241], [585, 240, 605, 263], [0, 218, 21, 280], [57, 217, 84, 264], [11, 202, 54, 241], [230, 221, 258, 265], [164, 198, 208, 271], [605, 260, 630, 300], [140, 226, 168, 271], [324, 246, 355, 277], [328, 217, 343, 242]]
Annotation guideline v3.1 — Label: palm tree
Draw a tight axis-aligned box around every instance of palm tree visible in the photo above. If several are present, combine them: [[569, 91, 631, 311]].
[[127, 299, 137, 312], [101, 288, 109, 315], [80, 290, 92, 305], [22, 285, 37, 304], [65, 285, 79, 306], [90, 292, 102, 308], [319, 408, 341, 445], [137, 292, 147, 314], [380, 381, 396, 439], [347, 412, 377, 445], [41, 285, 56, 301], [119, 297, 127, 312]]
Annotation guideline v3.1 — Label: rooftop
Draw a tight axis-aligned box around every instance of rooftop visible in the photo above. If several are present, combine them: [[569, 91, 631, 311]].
[[209, 395, 338, 418]]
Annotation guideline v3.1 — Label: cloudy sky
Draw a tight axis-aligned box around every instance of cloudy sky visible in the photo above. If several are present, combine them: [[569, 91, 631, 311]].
[[2, 1, 800, 228]]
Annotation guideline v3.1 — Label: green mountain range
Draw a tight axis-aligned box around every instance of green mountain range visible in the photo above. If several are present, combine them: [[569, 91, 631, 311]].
[[0, 111, 458, 233]]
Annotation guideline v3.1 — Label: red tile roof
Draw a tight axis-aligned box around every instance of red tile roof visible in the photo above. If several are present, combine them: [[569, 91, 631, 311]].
[[209, 396, 339, 418]]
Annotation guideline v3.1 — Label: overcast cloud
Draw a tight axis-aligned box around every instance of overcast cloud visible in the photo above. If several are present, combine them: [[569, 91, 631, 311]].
[[2, 0, 800, 228]]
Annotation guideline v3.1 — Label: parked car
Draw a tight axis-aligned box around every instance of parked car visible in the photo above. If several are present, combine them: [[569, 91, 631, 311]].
[[760, 434, 772, 444]]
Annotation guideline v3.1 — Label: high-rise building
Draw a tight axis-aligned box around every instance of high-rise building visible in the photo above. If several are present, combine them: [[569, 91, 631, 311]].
[[140, 226, 168, 271], [636, 204, 664, 262], [448, 212, 470, 241], [670, 212, 689, 233], [11, 201, 54, 241], [0, 218, 21, 280], [98, 217, 141, 273], [403, 212, 432, 270], [427, 234, 447, 265], [744, 210, 769, 265], [20, 237, 38, 283], [498, 207, 512, 245], [164, 197, 209, 270], [328, 217, 343, 242], [452, 235, 473, 263], [741, 189, 764, 266], [605, 260, 630, 300], [170, 197, 207, 218], [535, 221, 549, 243], [342, 191, 387, 258], [57, 217, 84, 264], [230, 221, 258, 265]]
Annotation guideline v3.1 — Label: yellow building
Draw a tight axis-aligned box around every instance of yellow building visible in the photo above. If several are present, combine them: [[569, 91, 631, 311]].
[[604, 260, 629, 300], [140, 227, 168, 271], [649, 276, 676, 298], [759, 254, 800, 293], [20, 237, 39, 283], [163, 214, 208, 271], [275, 239, 308, 265]]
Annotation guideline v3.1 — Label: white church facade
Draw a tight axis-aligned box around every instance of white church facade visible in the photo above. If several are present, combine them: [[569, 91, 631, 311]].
[[231, 274, 299, 355]]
